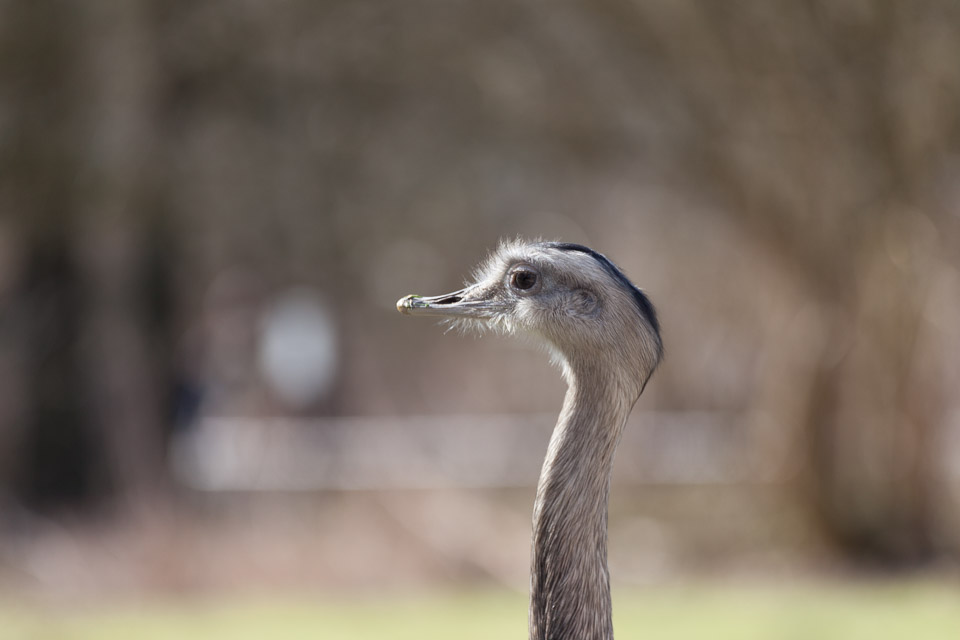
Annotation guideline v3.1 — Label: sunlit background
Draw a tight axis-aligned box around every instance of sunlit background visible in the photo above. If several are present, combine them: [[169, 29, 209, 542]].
[[2, 1, 960, 637]]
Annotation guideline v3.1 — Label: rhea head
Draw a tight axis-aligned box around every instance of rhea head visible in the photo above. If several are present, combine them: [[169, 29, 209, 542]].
[[397, 239, 662, 399]]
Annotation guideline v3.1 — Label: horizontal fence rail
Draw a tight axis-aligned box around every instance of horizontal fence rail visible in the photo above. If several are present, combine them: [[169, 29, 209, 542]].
[[171, 412, 794, 491]]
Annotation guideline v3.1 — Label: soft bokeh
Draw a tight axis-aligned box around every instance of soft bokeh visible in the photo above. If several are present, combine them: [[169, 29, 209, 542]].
[[1, 0, 959, 635]]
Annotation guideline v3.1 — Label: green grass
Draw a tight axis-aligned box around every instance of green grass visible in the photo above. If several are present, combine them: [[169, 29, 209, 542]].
[[2, 581, 959, 640]]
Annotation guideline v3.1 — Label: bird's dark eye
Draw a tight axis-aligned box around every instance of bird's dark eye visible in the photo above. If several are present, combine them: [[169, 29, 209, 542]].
[[510, 268, 539, 291]]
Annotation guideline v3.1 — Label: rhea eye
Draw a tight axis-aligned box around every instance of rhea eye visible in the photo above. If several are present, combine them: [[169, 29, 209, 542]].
[[510, 268, 539, 291]]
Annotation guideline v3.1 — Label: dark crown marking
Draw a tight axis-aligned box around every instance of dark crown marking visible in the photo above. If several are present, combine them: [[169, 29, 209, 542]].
[[540, 242, 661, 338]]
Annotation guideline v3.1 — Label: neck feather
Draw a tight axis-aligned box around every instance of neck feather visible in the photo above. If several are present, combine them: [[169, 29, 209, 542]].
[[529, 358, 636, 640]]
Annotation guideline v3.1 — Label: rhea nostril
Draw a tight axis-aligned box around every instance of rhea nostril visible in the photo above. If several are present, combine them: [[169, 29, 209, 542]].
[[434, 294, 463, 305]]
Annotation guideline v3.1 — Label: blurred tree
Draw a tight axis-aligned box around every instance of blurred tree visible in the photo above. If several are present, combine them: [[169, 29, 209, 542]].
[[640, 0, 960, 562], [0, 1, 176, 512]]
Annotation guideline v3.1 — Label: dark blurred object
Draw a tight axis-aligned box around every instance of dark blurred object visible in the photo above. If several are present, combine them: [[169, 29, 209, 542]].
[[0, 2, 177, 511]]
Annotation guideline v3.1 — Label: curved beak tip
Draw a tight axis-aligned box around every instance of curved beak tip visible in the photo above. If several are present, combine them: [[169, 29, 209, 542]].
[[396, 294, 423, 315]]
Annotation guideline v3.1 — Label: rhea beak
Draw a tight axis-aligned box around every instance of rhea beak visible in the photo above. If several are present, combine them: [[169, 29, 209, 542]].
[[397, 285, 503, 319]]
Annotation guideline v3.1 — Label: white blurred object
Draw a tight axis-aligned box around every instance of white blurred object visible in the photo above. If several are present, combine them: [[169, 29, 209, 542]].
[[258, 288, 339, 409]]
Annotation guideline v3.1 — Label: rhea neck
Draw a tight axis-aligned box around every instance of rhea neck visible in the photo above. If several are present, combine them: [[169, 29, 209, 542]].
[[529, 352, 641, 640]]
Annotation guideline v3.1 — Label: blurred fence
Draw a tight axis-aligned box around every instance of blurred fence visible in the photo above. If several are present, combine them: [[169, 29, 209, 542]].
[[172, 412, 767, 491]]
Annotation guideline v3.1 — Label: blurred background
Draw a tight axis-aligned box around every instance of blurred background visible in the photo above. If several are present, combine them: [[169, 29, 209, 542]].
[[2, 0, 960, 637]]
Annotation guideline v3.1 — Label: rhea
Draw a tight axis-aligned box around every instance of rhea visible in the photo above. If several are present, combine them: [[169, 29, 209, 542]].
[[397, 240, 662, 640]]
